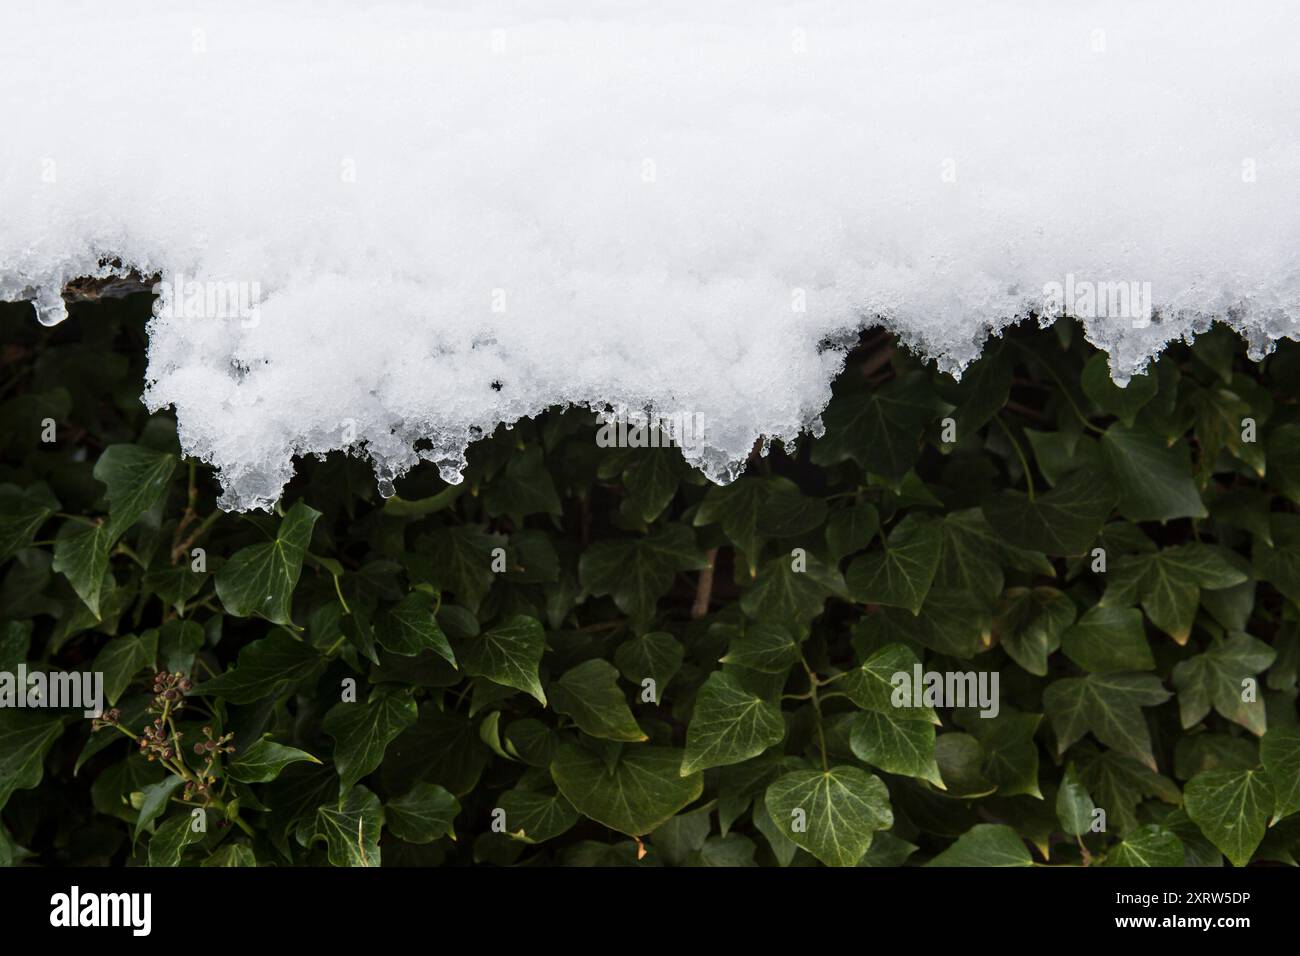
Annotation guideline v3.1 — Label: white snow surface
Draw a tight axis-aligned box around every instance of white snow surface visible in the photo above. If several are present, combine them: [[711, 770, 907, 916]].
[[2, 1, 1298, 509]]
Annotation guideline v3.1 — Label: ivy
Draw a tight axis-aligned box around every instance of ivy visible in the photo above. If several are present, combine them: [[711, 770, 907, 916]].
[[2, 298, 1300, 868]]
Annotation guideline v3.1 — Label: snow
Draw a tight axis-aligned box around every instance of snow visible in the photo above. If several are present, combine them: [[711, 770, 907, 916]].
[[2, 1, 1298, 510]]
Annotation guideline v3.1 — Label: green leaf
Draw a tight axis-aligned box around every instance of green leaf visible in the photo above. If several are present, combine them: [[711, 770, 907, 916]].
[[1113, 544, 1247, 645], [147, 812, 205, 866], [719, 622, 799, 674], [1042, 672, 1171, 769], [379, 590, 456, 666], [52, 519, 112, 617], [134, 777, 183, 840], [1184, 768, 1274, 866], [623, 449, 682, 524], [482, 446, 562, 520], [993, 587, 1076, 676], [740, 551, 845, 635], [613, 631, 684, 701], [845, 514, 941, 613], [812, 372, 939, 478], [840, 643, 938, 723], [313, 786, 383, 866], [825, 503, 879, 560], [214, 501, 321, 625], [1100, 425, 1207, 522], [680, 671, 785, 775], [1252, 514, 1300, 606], [386, 783, 460, 843], [496, 788, 579, 844], [0, 711, 64, 811], [849, 711, 941, 786], [421, 525, 497, 611], [93, 632, 157, 705], [551, 659, 646, 742], [580, 524, 706, 625], [1260, 726, 1300, 823], [982, 467, 1116, 556], [0, 483, 58, 563], [201, 844, 257, 867], [227, 736, 322, 784], [1171, 633, 1275, 735], [763, 765, 893, 867], [551, 742, 703, 836], [1081, 354, 1157, 427], [1061, 606, 1154, 672], [93, 444, 176, 542], [323, 689, 419, 793], [1056, 763, 1095, 836], [1104, 825, 1185, 867], [926, 823, 1032, 867], [197, 632, 324, 704], [458, 615, 547, 705], [694, 478, 767, 573]]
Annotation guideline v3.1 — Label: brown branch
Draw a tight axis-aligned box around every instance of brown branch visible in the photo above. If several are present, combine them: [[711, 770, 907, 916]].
[[691, 547, 718, 620]]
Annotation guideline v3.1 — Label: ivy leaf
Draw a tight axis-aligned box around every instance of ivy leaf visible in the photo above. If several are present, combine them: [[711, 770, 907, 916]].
[[764, 766, 892, 867], [134, 777, 184, 840], [379, 590, 457, 666], [227, 736, 322, 784], [1113, 544, 1248, 645], [580, 524, 706, 625], [385, 783, 460, 843], [551, 742, 702, 836], [1100, 425, 1207, 522], [323, 689, 419, 793], [52, 519, 112, 618], [1081, 355, 1157, 427], [982, 467, 1116, 556], [849, 711, 942, 786], [841, 643, 938, 723], [458, 615, 547, 705], [623, 449, 681, 523], [215, 501, 321, 625], [681, 671, 785, 775], [845, 514, 941, 613], [93, 632, 158, 705], [0, 712, 65, 812], [482, 446, 562, 521], [551, 659, 646, 742], [1184, 768, 1274, 866], [201, 845, 257, 867], [421, 525, 498, 611], [926, 823, 1031, 867], [812, 372, 939, 478], [993, 587, 1076, 676], [197, 632, 325, 704], [1104, 825, 1185, 867], [147, 812, 205, 867], [740, 552, 845, 635], [825, 503, 879, 561], [1061, 606, 1154, 672], [1056, 763, 1095, 836], [93, 444, 176, 542], [694, 478, 767, 573], [1171, 633, 1275, 734], [1042, 673, 1171, 769], [496, 788, 579, 844], [1260, 726, 1300, 824], [719, 622, 799, 674], [312, 786, 383, 866], [940, 343, 1012, 439], [0, 483, 58, 563], [1252, 514, 1300, 606], [757, 484, 828, 538], [1266, 423, 1300, 505], [614, 631, 684, 701]]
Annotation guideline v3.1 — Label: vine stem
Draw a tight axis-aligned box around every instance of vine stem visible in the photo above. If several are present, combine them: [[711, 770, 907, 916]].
[[994, 415, 1035, 501], [798, 650, 830, 772]]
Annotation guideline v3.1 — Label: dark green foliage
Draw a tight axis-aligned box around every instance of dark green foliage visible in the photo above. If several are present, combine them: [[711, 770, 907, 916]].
[[2, 298, 1299, 867]]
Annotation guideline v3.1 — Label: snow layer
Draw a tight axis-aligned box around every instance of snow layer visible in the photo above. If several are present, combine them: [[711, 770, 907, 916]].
[[2, 1, 1298, 509]]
